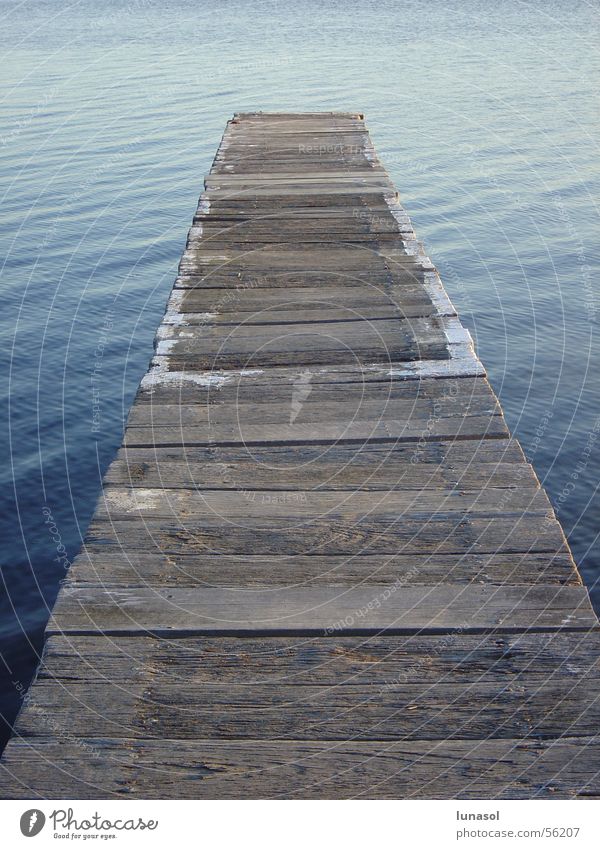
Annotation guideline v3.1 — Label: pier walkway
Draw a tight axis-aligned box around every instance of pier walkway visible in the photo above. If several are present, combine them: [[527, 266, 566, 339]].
[[1, 112, 599, 798]]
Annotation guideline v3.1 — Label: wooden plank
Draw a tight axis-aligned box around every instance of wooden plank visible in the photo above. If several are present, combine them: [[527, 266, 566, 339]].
[[178, 244, 424, 266], [88, 487, 557, 580], [36, 631, 600, 683], [152, 316, 451, 368], [204, 186, 400, 198], [196, 230, 413, 244], [82, 513, 569, 556], [136, 371, 495, 405], [15, 633, 600, 742], [173, 269, 427, 289], [1, 736, 599, 799], [109, 436, 525, 464], [66, 550, 580, 588], [193, 219, 409, 232], [205, 170, 392, 182], [105, 454, 536, 493], [167, 285, 438, 314], [47, 585, 596, 636], [164, 305, 441, 324], [125, 394, 501, 429], [125, 371, 505, 446], [96, 486, 552, 522], [122, 414, 507, 447], [192, 205, 409, 219]]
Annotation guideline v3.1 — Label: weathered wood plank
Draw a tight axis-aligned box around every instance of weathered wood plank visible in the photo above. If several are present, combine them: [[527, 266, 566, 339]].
[[110, 436, 527, 465], [83, 512, 570, 556], [137, 370, 491, 404], [126, 394, 501, 429], [1, 736, 598, 799], [178, 245, 425, 269], [66, 549, 580, 588], [122, 414, 508, 447], [105, 454, 536, 493], [96, 486, 552, 522], [152, 316, 451, 368], [173, 269, 427, 289], [167, 288, 437, 315], [17, 678, 599, 743], [15, 632, 599, 742], [37, 632, 600, 683], [193, 205, 408, 219], [47, 584, 596, 635]]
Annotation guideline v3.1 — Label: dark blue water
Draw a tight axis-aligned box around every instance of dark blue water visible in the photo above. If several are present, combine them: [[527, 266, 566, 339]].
[[1, 0, 599, 749]]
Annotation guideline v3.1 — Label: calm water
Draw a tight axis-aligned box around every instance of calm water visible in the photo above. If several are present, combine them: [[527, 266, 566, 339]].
[[1, 0, 599, 749]]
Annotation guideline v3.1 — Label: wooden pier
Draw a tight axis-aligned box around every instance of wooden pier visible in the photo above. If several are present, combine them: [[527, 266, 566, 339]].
[[2, 112, 599, 799]]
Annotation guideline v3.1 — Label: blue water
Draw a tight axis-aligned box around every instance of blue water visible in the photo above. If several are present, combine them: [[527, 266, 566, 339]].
[[1, 0, 599, 749]]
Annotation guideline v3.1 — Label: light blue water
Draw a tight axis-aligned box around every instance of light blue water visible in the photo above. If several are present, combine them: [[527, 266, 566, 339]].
[[1, 0, 599, 748]]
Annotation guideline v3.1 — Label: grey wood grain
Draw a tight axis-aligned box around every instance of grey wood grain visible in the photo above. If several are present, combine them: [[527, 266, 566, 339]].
[[16, 673, 600, 743], [82, 513, 570, 556], [136, 370, 495, 405], [96, 485, 552, 522], [37, 631, 600, 684], [125, 394, 501, 428], [122, 413, 508, 447], [105, 454, 536, 492], [66, 550, 579, 588], [47, 584, 596, 635], [13, 633, 599, 743], [1, 736, 599, 799]]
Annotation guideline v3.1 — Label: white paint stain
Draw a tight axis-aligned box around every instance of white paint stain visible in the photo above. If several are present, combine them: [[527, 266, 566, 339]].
[[197, 195, 211, 215], [187, 224, 203, 240], [141, 362, 264, 390], [105, 488, 161, 513], [423, 272, 457, 316], [163, 290, 189, 326], [156, 339, 178, 355]]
